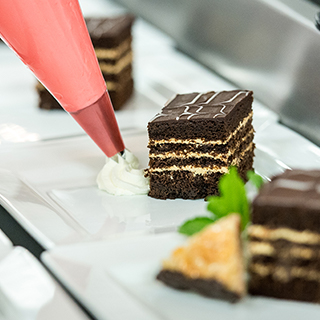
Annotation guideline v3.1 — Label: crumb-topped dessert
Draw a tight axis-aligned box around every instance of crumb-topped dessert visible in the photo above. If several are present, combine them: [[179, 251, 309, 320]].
[[248, 169, 320, 302], [157, 214, 246, 302], [145, 90, 255, 199], [36, 15, 134, 110]]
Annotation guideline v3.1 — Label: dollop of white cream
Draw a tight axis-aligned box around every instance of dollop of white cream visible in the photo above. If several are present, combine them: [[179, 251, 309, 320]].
[[97, 149, 149, 196]]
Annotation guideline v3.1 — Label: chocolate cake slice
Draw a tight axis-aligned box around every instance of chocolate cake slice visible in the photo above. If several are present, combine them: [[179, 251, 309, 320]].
[[157, 214, 246, 302], [248, 169, 320, 303], [146, 90, 255, 199], [36, 15, 134, 111]]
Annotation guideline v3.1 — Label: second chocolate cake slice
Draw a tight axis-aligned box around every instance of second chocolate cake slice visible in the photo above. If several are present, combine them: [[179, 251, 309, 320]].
[[86, 15, 134, 110], [36, 15, 134, 111], [146, 90, 255, 199], [248, 169, 320, 303]]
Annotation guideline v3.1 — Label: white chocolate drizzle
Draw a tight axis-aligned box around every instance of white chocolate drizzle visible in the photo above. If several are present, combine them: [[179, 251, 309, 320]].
[[151, 90, 250, 122]]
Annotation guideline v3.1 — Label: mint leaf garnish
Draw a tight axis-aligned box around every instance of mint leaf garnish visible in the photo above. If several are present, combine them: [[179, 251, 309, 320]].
[[207, 166, 249, 230], [179, 217, 216, 236], [247, 170, 264, 189], [178, 166, 251, 236]]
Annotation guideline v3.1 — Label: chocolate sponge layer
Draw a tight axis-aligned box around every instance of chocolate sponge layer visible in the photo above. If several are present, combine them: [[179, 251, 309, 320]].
[[147, 149, 254, 199], [157, 270, 241, 302]]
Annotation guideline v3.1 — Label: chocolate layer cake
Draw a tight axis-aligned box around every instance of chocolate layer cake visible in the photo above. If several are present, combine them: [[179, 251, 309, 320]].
[[146, 90, 255, 199], [248, 169, 320, 302], [157, 214, 246, 302], [36, 15, 134, 111]]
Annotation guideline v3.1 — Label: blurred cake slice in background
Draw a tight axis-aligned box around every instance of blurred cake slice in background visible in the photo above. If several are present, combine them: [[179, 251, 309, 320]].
[[36, 15, 135, 111], [248, 169, 320, 303]]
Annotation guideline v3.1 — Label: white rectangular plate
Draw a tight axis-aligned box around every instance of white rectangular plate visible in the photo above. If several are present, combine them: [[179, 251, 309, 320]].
[[0, 119, 320, 249], [0, 229, 90, 320], [42, 232, 320, 320]]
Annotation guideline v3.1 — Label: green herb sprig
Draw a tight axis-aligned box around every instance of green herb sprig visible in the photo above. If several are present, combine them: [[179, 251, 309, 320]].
[[178, 167, 263, 236], [246, 170, 264, 189]]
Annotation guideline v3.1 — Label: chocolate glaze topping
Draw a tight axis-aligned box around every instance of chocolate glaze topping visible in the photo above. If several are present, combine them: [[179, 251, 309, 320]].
[[151, 90, 252, 122], [85, 15, 134, 47], [255, 169, 320, 207]]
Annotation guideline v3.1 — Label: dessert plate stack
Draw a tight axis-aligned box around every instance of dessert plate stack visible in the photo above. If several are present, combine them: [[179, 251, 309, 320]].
[[0, 229, 90, 320]]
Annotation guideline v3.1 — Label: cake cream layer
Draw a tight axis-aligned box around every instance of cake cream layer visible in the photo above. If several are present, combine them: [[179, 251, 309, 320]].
[[36, 82, 47, 93], [36, 75, 133, 111], [250, 263, 320, 283], [36, 72, 131, 93], [106, 75, 133, 92], [249, 224, 320, 286], [248, 225, 320, 245], [37, 79, 125, 93], [99, 51, 132, 75], [36, 59, 132, 91], [149, 130, 254, 165], [101, 66, 132, 85], [94, 37, 132, 60], [249, 241, 320, 265], [148, 115, 254, 171], [105, 67, 133, 92], [148, 140, 254, 169], [149, 111, 253, 148], [147, 142, 254, 175], [147, 150, 253, 199], [105, 81, 117, 91], [148, 116, 254, 169], [109, 78, 134, 110], [148, 165, 229, 175]]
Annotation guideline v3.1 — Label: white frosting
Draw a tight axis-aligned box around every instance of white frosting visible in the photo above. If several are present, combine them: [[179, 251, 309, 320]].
[[97, 150, 149, 196]]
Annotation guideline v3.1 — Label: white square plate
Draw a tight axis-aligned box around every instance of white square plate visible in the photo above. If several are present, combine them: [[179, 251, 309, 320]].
[[0, 230, 90, 320], [42, 232, 320, 320]]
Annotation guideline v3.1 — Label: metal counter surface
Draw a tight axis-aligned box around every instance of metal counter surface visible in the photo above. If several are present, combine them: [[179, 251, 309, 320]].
[[113, 0, 320, 146]]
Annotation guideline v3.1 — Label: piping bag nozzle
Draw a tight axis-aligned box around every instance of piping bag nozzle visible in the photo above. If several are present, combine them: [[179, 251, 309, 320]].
[[70, 91, 125, 158]]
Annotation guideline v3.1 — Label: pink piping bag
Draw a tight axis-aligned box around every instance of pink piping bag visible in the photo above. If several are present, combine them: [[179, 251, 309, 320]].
[[0, 0, 125, 157]]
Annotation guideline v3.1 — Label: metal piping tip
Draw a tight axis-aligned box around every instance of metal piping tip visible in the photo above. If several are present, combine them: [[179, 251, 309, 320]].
[[119, 149, 126, 159]]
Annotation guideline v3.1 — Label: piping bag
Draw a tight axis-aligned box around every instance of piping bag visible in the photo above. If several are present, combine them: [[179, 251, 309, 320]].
[[0, 0, 124, 157]]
